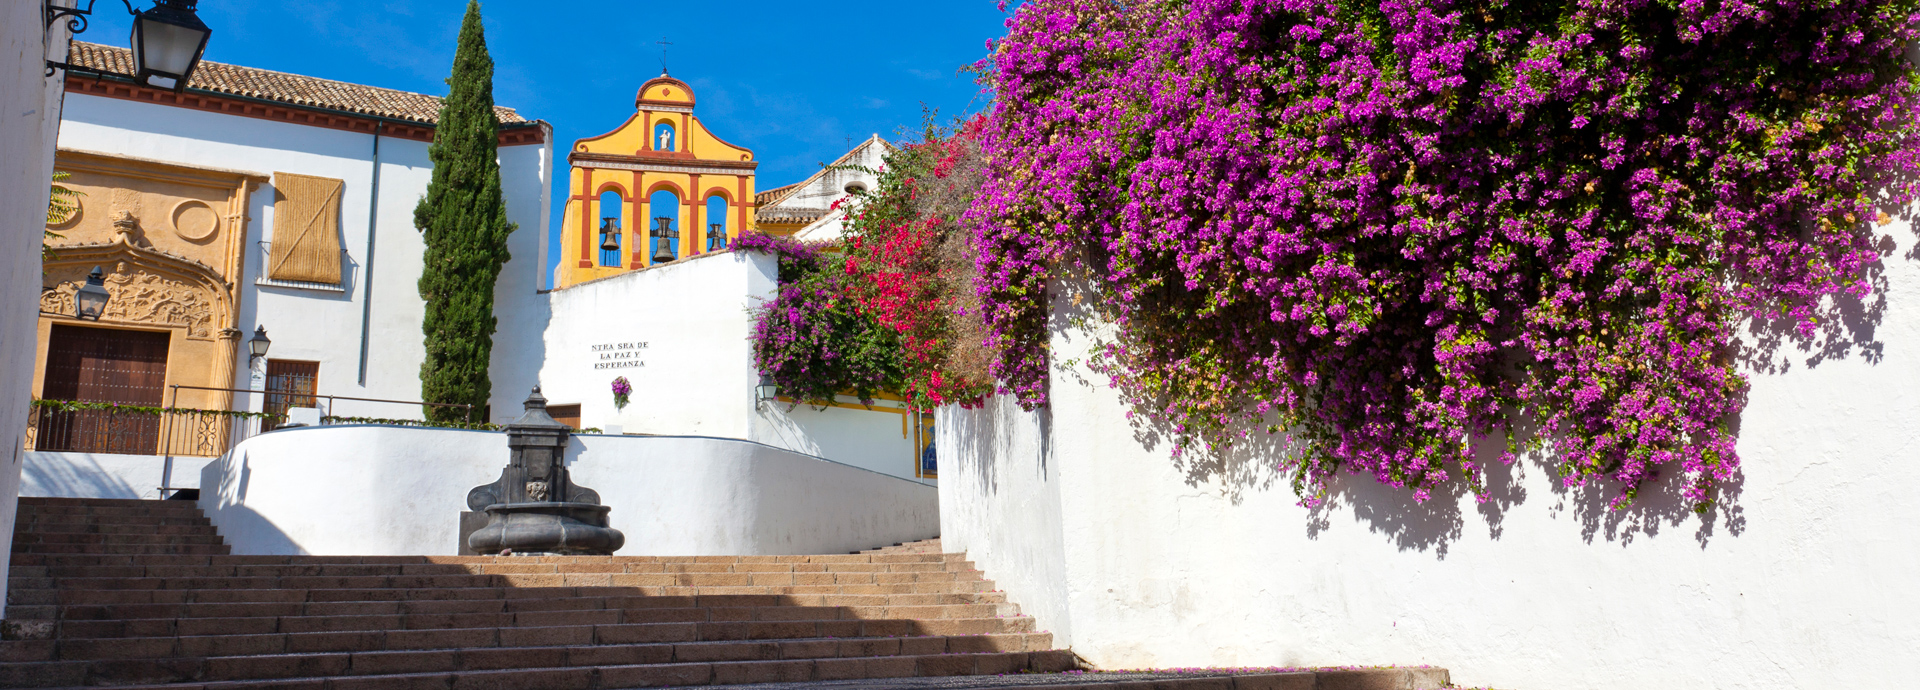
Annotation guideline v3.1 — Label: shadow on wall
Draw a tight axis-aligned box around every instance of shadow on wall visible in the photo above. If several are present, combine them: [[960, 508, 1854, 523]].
[[1053, 219, 1911, 558], [199, 447, 305, 555], [22, 452, 145, 499]]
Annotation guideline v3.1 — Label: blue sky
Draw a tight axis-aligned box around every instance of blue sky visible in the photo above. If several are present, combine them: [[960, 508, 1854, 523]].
[[74, 1, 1012, 281]]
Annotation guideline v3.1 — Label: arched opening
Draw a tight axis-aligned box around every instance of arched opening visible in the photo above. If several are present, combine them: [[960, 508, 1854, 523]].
[[652, 121, 677, 152], [844, 181, 868, 194], [597, 190, 623, 267], [648, 189, 680, 264], [705, 195, 729, 251]]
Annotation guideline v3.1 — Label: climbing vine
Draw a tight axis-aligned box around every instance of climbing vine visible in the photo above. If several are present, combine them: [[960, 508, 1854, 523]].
[[971, 0, 1920, 509]]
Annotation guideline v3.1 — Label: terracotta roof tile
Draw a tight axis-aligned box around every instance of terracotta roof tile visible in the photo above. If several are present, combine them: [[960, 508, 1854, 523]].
[[67, 42, 527, 126]]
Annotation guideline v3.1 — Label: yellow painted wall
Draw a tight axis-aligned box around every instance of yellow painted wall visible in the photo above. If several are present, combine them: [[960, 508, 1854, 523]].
[[557, 77, 757, 289]]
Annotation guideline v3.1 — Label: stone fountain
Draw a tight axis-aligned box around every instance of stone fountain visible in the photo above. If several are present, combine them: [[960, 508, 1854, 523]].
[[465, 387, 625, 555]]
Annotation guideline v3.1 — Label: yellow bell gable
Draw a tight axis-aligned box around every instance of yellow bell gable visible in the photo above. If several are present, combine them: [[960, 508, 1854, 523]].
[[557, 73, 757, 289]]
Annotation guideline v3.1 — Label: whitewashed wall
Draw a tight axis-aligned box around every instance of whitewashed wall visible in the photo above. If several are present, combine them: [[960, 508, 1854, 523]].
[[198, 425, 938, 556], [789, 136, 889, 244], [504, 249, 927, 483], [56, 95, 551, 419], [940, 226, 1920, 690], [21, 451, 200, 500], [1, 2, 70, 619], [521, 251, 771, 438]]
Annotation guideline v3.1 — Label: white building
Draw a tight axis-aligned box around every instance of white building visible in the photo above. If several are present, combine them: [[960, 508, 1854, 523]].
[[753, 134, 894, 243], [30, 47, 935, 520], [29, 42, 552, 498]]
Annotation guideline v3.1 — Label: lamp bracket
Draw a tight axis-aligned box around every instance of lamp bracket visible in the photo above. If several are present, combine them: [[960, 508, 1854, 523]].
[[43, 0, 141, 77]]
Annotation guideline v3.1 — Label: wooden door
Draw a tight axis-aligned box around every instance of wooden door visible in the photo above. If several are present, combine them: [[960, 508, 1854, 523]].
[[37, 325, 170, 454], [264, 360, 319, 430], [547, 404, 582, 430]]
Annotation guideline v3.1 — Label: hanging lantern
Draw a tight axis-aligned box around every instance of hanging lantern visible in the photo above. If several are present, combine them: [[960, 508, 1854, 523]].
[[73, 266, 111, 321]]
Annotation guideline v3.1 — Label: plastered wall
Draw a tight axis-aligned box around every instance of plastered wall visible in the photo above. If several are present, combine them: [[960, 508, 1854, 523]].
[[940, 222, 1920, 690], [54, 94, 550, 421], [0, 2, 69, 619], [198, 425, 937, 556]]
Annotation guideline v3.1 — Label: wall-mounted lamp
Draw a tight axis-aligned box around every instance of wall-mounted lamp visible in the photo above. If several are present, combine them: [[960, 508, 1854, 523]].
[[73, 266, 110, 321], [755, 374, 778, 408], [246, 325, 271, 361], [46, 0, 212, 92], [651, 217, 676, 264]]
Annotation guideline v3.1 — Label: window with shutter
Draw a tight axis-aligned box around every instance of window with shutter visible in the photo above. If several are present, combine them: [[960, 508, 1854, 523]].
[[268, 172, 346, 285]]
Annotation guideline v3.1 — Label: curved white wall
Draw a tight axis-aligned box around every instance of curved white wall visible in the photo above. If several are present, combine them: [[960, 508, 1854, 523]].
[[939, 226, 1920, 689], [199, 424, 937, 556]]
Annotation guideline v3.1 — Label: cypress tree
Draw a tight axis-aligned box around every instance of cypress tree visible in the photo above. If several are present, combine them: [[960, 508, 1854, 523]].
[[416, 0, 515, 424]]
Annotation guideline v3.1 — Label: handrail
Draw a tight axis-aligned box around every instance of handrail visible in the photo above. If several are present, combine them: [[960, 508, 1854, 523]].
[[166, 384, 476, 411]]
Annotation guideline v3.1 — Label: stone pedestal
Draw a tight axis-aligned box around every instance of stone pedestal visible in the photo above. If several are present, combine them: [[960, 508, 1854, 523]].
[[465, 387, 624, 555]]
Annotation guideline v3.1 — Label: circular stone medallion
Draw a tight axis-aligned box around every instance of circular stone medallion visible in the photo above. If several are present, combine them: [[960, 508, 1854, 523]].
[[171, 199, 219, 242]]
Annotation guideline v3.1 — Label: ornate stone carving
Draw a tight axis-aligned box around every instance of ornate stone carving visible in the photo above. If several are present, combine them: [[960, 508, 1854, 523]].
[[110, 210, 151, 248], [170, 199, 219, 242], [526, 482, 549, 502], [40, 262, 218, 339]]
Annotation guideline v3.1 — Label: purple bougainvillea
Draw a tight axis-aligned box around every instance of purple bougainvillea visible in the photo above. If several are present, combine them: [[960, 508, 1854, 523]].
[[970, 0, 1920, 509]]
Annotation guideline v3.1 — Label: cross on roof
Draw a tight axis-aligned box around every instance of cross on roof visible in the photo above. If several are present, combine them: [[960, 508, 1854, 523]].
[[657, 38, 672, 74]]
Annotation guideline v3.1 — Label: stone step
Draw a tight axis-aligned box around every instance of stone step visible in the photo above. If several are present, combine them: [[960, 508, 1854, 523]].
[[700, 667, 1453, 690], [37, 615, 1029, 645], [9, 549, 232, 561], [11, 569, 987, 591], [2, 647, 1077, 689], [2, 628, 1050, 665], [11, 505, 203, 519], [857, 538, 943, 555], [37, 603, 1021, 639], [1, 615, 1037, 660], [13, 587, 1008, 609], [15, 498, 195, 509], [8, 553, 962, 568], [7, 560, 978, 579], [11, 524, 219, 537], [11, 534, 226, 547], [32, 597, 1018, 624]]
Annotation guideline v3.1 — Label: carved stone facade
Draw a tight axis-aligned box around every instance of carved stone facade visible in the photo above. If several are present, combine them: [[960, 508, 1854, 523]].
[[34, 150, 265, 412]]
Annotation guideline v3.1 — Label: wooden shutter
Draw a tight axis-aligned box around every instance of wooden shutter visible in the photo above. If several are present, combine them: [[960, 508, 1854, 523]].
[[269, 172, 345, 284]]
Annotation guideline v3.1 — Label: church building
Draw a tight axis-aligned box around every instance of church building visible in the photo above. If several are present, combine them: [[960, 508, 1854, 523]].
[[553, 73, 756, 289]]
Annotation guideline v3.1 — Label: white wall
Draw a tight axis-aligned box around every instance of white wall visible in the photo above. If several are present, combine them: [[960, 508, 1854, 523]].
[[515, 249, 927, 483], [199, 425, 938, 556], [56, 96, 550, 419], [525, 250, 773, 437], [761, 396, 926, 484], [940, 225, 1920, 690], [790, 137, 889, 244], [20, 451, 201, 500], [1, 2, 70, 619]]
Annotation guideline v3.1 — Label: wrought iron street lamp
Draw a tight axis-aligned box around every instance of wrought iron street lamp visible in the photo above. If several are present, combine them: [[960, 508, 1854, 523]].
[[651, 217, 676, 264], [46, 0, 212, 92], [247, 325, 271, 361], [73, 266, 110, 321]]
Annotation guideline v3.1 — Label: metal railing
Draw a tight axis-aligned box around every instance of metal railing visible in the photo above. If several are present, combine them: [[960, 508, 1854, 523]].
[[25, 405, 271, 458], [23, 387, 478, 459]]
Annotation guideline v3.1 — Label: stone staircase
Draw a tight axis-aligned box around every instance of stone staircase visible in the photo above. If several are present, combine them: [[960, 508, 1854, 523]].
[[0, 498, 1453, 690], [856, 539, 944, 556]]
